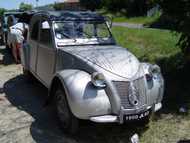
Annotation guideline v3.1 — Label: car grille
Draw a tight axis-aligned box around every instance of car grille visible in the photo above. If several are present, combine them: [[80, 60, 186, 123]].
[[112, 77, 146, 109]]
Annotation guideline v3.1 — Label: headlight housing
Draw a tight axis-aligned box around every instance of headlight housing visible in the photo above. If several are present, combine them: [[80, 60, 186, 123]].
[[91, 72, 106, 88], [148, 64, 161, 75], [145, 64, 161, 89]]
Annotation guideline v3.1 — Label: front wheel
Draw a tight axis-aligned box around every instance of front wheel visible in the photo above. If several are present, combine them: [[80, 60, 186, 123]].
[[54, 88, 79, 134]]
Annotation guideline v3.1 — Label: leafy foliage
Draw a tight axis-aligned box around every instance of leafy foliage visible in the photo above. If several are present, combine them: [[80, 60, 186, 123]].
[[159, 0, 190, 58], [80, 0, 102, 11], [53, 2, 63, 10], [0, 8, 7, 16], [100, 0, 157, 16], [19, 2, 33, 11]]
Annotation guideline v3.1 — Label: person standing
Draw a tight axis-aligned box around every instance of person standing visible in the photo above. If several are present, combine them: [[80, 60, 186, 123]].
[[8, 22, 28, 63]]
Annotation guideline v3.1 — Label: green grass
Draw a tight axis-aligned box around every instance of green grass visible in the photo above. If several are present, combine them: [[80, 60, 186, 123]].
[[140, 115, 190, 143], [98, 9, 161, 25], [112, 27, 190, 142], [112, 26, 180, 63], [113, 14, 160, 25]]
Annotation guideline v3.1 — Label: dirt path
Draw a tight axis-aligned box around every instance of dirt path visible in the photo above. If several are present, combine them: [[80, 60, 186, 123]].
[[0, 45, 143, 143], [113, 22, 144, 29]]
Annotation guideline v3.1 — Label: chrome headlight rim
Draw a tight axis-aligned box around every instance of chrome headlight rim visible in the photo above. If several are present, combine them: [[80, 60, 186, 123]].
[[148, 64, 161, 75], [91, 72, 106, 88]]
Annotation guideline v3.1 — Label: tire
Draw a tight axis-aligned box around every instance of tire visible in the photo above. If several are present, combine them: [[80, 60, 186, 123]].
[[0, 35, 3, 45], [54, 88, 79, 134]]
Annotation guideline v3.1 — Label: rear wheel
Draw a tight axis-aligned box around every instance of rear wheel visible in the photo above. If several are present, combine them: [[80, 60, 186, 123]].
[[0, 34, 3, 45], [54, 88, 79, 134]]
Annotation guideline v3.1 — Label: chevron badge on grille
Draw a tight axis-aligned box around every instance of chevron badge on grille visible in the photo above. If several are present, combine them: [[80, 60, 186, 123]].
[[128, 82, 139, 106]]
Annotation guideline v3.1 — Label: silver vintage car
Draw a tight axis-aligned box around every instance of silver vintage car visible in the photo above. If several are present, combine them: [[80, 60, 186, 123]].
[[21, 11, 164, 133]]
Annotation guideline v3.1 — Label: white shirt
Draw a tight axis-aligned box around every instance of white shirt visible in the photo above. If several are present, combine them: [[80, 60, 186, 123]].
[[10, 23, 29, 34], [8, 23, 29, 44]]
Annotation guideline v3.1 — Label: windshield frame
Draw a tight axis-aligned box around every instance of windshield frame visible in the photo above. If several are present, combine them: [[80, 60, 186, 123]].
[[52, 20, 115, 47]]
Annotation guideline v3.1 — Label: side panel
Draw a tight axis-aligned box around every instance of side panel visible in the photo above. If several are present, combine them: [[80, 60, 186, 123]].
[[141, 63, 164, 107], [28, 15, 41, 73], [36, 19, 56, 87], [29, 39, 38, 72], [20, 40, 37, 72], [55, 70, 112, 119], [37, 44, 55, 86], [146, 74, 164, 105], [20, 42, 30, 69]]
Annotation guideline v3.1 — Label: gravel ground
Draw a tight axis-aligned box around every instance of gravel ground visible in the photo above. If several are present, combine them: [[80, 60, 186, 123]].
[[0, 45, 144, 143]]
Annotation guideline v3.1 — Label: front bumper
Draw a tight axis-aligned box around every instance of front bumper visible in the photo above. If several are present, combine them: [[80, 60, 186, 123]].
[[90, 102, 162, 123]]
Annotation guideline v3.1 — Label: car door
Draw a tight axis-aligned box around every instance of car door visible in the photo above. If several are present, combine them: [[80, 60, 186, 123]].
[[36, 20, 56, 87], [29, 18, 40, 74]]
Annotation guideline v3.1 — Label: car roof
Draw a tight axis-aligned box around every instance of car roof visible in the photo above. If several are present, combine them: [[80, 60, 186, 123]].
[[4, 11, 24, 16], [36, 10, 106, 21], [3, 11, 35, 24]]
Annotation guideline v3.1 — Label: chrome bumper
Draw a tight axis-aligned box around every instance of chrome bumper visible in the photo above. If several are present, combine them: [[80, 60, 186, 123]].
[[90, 103, 162, 123]]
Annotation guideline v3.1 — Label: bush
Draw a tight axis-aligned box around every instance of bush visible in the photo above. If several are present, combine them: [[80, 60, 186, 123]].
[[80, 0, 102, 11], [159, 0, 190, 59], [101, 0, 158, 16], [19, 2, 32, 11], [0, 8, 6, 16]]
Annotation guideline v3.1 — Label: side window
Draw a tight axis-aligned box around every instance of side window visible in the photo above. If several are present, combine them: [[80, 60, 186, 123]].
[[39, 21, 52, 47], [31, 21, 39, 41]]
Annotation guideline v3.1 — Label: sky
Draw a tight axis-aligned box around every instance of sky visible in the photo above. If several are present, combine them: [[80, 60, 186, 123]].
[[0, 0, 59, 10]]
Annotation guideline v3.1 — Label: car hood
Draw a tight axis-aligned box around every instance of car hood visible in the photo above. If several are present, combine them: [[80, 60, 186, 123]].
[[63, 45, 140, 79]]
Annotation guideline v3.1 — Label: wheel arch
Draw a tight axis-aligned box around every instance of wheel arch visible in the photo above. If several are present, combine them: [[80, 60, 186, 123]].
[[47, 69, 112, 120]]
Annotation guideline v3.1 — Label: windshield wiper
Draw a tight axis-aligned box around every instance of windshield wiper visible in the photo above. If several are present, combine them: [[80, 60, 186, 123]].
[[56, 30, 77, 42], [60, 32, 72, 39]]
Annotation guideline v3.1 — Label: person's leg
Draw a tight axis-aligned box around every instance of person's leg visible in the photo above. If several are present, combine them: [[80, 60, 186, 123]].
[[11, 42, 18, 63], [11, 31, 22, 63], [10, 32, 18, 63], [15, 43, 21, 63]]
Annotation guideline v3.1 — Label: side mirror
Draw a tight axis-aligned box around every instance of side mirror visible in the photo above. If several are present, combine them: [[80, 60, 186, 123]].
[[42, 21, 50, 29], [106, 16, 113, 28]]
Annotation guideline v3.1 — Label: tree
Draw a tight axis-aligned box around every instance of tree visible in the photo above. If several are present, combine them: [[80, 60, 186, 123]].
[[19, 2, 33, 11], [101, 0, 155, 16], [159, 0, 190, 60], [0, 8, 6, 16], [53, 2, 63, 10], [80, 0, 102, 11]]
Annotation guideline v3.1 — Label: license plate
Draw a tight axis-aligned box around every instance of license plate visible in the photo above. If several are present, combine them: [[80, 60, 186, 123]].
[[125, 110, 150, 121]]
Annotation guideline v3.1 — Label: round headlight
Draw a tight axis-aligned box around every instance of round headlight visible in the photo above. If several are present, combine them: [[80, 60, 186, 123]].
[[91, 72, 106, 88], [148, 64, 161, 74]]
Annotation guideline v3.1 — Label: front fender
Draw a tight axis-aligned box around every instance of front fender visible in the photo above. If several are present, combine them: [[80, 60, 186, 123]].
[[141, 63, 164, 107], [54, 69, 111, 119]]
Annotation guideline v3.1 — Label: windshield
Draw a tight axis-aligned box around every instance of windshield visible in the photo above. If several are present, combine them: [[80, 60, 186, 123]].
[[54, 21, 114, 45]]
